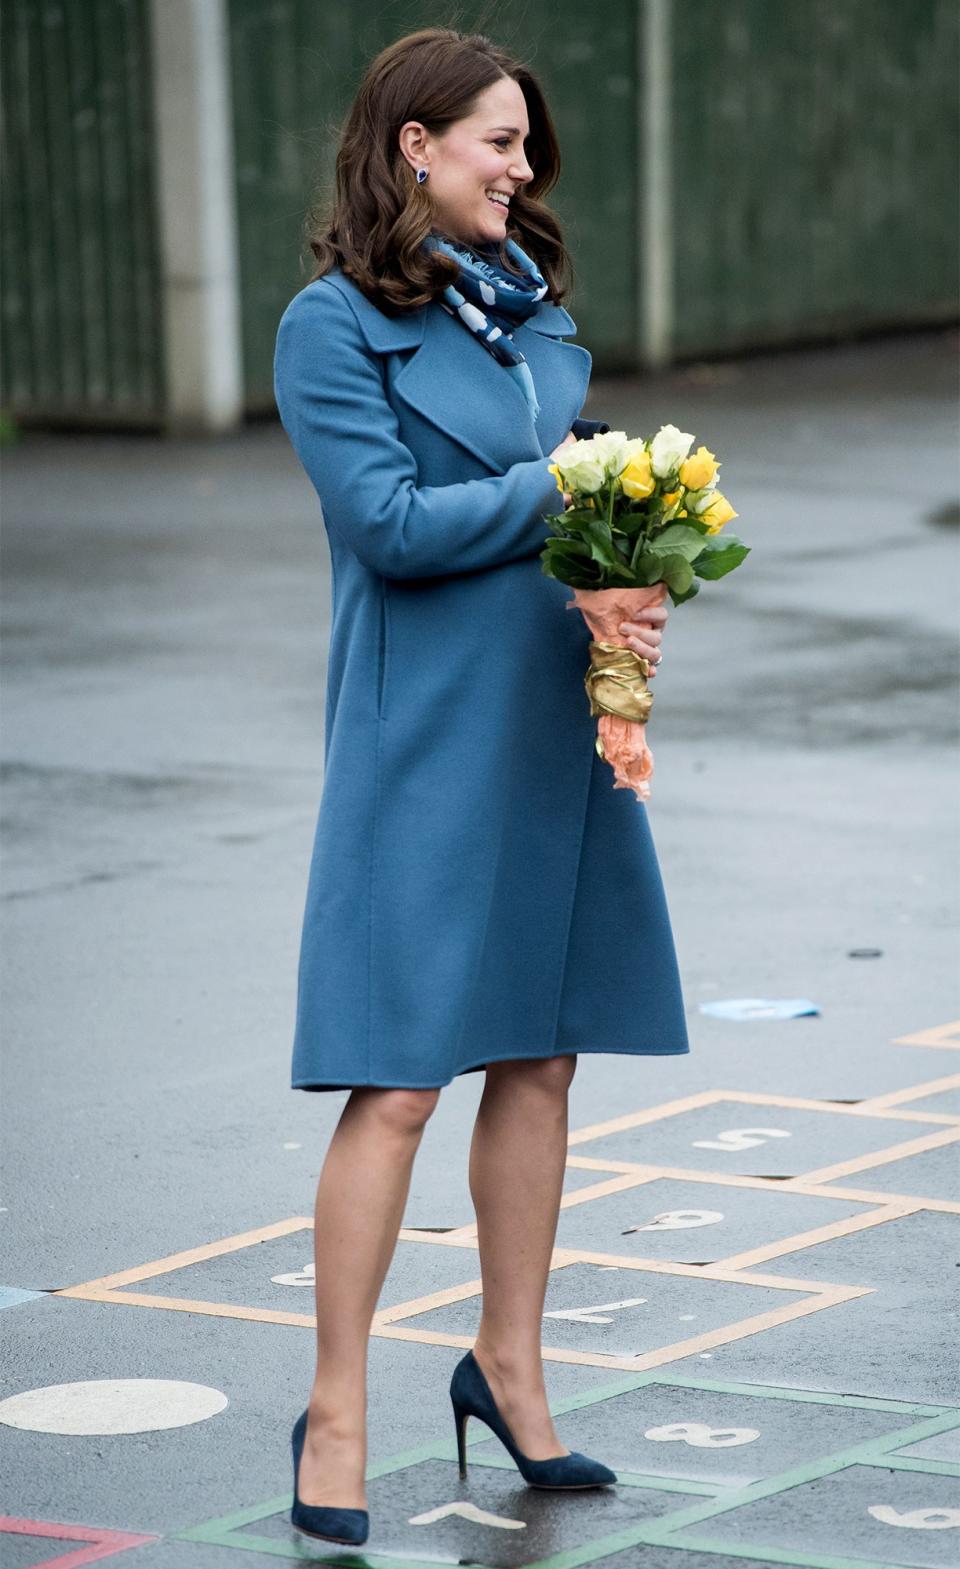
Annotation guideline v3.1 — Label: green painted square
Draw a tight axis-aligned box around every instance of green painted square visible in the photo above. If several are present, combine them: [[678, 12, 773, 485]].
[[174, 1373, 960, 1568], [671, 1460, 960, 1568]]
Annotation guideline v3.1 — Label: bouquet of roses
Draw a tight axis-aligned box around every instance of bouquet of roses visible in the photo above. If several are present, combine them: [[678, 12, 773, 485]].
[[542, 424, 749, 801]]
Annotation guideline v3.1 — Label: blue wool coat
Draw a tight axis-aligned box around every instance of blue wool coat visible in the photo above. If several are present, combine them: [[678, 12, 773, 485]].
[[274, 265, 689, 1090]]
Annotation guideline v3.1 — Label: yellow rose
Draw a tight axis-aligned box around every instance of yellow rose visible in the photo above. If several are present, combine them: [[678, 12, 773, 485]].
[[619, 449, 655, 500], [547, 463, 565, 496], [679, 446, 718, 490], [700, 493, 738, 534]]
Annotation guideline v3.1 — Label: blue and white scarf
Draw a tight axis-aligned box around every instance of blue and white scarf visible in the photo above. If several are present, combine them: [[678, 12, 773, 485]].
[[421, 231, 549, 420]]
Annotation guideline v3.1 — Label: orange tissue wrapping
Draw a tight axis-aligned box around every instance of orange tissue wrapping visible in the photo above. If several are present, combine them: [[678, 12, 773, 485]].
[[565, 581, 668, 803]]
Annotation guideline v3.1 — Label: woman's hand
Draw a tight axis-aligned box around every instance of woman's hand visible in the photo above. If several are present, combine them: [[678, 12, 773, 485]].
[[619, 602, 669, 678], [549, 431, 576, 507]]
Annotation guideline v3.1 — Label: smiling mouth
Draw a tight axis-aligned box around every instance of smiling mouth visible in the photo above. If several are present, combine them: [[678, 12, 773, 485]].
[[485, 192, 510, 212]]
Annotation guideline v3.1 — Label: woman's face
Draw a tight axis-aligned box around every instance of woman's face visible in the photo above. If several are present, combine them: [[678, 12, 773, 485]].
[[399, 76, 535, 248]]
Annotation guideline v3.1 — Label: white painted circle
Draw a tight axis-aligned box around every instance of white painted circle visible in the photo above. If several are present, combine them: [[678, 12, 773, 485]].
[[0, 1379, 228, 1435]]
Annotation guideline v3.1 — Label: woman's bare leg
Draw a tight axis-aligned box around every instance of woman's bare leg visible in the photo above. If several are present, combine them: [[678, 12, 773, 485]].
[[297, 1085, 440, 1507], [468, 1055, 577, 1458]]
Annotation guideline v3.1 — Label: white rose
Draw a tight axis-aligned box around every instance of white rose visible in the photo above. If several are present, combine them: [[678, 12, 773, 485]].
[[553, 438, 607, 494], [588, 430, 631, 477], [650, 423, 695, 479], [562, 456, 606, 493]]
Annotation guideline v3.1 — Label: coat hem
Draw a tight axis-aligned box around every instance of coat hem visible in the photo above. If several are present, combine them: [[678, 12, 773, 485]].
[[291, 1038, 691, 1092]]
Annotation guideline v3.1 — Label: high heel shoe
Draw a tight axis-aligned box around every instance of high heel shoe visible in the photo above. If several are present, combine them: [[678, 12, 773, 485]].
[[450, 1349, 617, 1489], [290, 1409, 370, 1545]]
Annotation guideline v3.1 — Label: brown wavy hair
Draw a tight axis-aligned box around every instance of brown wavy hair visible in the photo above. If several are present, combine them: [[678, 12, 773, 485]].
[[306, 26, 573, 315]]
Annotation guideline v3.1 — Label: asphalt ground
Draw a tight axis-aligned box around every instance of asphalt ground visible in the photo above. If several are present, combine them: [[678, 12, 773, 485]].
[[2, 323, 959, 1569]]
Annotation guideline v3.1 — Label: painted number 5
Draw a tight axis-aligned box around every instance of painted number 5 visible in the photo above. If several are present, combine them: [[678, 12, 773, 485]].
[[693, 1127, 792, 1151]]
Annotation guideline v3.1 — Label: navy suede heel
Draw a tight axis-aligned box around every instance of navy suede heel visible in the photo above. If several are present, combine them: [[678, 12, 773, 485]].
[[290, 1410, 370, 1545], [450, 1350, 617, 1489]]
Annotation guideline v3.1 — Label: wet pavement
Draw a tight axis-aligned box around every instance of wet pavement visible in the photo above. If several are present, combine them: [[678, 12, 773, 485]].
[[2, 324, 959, 1568]]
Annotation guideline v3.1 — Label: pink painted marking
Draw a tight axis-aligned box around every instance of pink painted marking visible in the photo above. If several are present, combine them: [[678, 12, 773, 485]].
[[0, 1517, 157, 1568]]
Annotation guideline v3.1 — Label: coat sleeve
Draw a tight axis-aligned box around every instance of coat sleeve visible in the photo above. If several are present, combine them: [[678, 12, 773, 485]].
[[273, 281, 564, 581]]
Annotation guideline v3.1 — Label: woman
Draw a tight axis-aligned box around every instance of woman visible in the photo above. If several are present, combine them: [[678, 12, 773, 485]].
[[273, 26, 689, 1548]]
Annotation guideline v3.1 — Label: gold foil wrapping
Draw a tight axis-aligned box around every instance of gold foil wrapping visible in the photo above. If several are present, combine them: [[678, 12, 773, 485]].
[[583, 640, 654, 725]]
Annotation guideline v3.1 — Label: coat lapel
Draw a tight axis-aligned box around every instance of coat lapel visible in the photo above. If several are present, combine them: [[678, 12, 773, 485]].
[[323, 268, 589, 475]]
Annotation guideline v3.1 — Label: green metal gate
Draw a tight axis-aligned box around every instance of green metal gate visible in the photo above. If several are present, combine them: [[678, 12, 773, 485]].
[[670, 0, 960, 355], [1, 0, 164, 425], [227, 0, 639, 410], [2, 1, 955, 426], [230, 0, 958, 406]]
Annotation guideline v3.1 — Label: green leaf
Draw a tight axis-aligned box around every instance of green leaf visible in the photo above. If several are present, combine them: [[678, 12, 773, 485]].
[[668, 576, 701, 607], [603, 559, 640, 586], [542, 535, 586, 554], [693, 534, 750, 580], [656, 553, 695, 594], [541, 560, 599, 589], [583, 520, 623, 568], [610, 509, 648, 536], [646, 523, 711, 560], [629, 544, 666, 583]]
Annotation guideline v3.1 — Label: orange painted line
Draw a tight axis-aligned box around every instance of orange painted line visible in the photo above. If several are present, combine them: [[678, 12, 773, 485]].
[[556, 1172, 934, 1271], [57, 1287, 318, 1327], [713, 1201, 921, 1271], [614, 1282, 871, 1372], [568, 1090, 725, 1145], [54, 1220, 874, 1381], [370, 1322, 638, 1368], [374, 1276, 486, 1326], [55, 1216, 313, 1295], [893, 1018, 960, 1049], [371, 1277, 869, 1374], [861, 1071, 960, 1112], [567, 1093, 958, 1154], [549, 1247, 840, 1295], [563, 1157, 960, 1211], [406, 1177, 960, 1217], [566, 1157, 852, 1192], [703, 1089, 958, 1123], [790, 1123, 960, 1186], [566, 1155, 674, 1175], [782, 1180, 960, 1213], [559, 1171, 662, 1209]]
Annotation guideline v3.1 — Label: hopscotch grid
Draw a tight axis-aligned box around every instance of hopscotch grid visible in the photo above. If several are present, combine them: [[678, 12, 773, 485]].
[[52, 1082, 957, 1359], [169, 1374, 960, 1569]]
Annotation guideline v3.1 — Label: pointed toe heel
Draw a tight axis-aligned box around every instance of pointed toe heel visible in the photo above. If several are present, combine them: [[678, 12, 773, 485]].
[[290, 1410, 370, 1546], [449, 1350, 617, 1490]]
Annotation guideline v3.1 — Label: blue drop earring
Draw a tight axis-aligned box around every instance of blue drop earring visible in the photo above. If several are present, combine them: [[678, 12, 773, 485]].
[[416, 166, 428, 184]]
